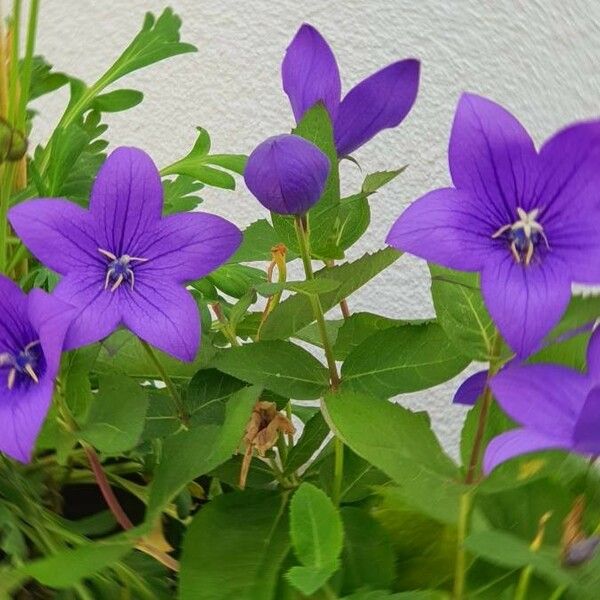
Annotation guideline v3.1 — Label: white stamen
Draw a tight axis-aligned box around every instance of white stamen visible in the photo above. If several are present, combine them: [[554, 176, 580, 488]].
[[24, 340, 40, 352], [24, 364, 39, 384], [7, 368, 15, 390], [111, 274, 124, 292], [98, 248, 117, 261], [0, 352, 12, 366]]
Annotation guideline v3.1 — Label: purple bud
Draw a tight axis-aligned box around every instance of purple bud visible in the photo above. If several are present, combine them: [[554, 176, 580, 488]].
[[244, 134, 330, 215]]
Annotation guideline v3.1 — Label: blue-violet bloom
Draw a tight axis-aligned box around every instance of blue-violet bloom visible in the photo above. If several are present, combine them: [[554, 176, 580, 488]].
[[484, 328, 600, 473], [0, 276, 73, 462], [387, 93, 600, 357], [282, 23, 420, 156], [9, 147, 242, 361], [244, 134, 330, 215]]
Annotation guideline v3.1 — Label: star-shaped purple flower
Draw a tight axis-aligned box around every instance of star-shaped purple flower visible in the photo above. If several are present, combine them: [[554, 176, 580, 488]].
[[0, 276, 73, 462], [387, 93, 600, 357], [9, 147, 242, 361], [484, 329, 600, 474], [282, 23, 420, 156]]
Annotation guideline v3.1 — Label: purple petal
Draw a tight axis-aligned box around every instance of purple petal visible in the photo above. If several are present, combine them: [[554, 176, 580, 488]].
[[27, 289, 74, 375], [449, 93, 537, 227], [573, 386, 600, 454], [54, 271, 122, 351], [135, 212, 242, 283], [282, 23, 341, 123], [0, 379, 54, 462], [536, 121, 600, 284], [490, 364, 589, 437], [386, 187, 496, 271], [244, 134, 330, 215], [89, 147, 163, 256], [483, 428, 572, 474], [9, 199, 99, 274], [481, 253, 571, 358], [121, 279, 199, 362], [0, 276, 29, 353], [453, 370, 487, 405], [334, 59, 420, 156]]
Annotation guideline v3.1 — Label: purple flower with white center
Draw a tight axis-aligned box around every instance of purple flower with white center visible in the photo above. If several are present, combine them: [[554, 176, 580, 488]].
[[244, 134, 330, 215], [0, 276, 73, 462], [483, 329, 600, 474], [9, 147, 242, 362], [387, 93, 600, 357], [282, 23, 420, 156]]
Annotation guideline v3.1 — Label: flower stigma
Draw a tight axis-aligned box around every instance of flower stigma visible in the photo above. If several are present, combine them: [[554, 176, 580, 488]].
[[0, 340, 41, 390], [98, 248, 149, 292], [492, 207, 550, 266]]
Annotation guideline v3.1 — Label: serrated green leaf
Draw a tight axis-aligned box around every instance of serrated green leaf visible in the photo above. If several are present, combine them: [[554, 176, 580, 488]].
[[341, 322, 470, 398], [79, 374, 148, 453], [228, 219, 296, 263], [284, 411, 330, 475], [162, 174, 204, 214], [362, 167, 407, 195], [261, 248, 400, 340], [91, 89, 143, 112], [287, 483, 343, 595], [179, 490, 289, 600], [255, 278, 340, 297], [205, 153, 247, 174], [147, 385, 260, 519], [95, 330, 216, 381], [212, 340, 329, 399], [430, 265, 497, 361]]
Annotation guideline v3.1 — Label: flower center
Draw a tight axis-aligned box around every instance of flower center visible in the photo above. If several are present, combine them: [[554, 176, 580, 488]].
[[491, 207, 550, 266], [98, 248, 149, 292], [0, 340, 41, 390]]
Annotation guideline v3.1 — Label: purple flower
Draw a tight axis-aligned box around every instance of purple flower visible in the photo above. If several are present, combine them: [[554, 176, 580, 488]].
[[387, 93, 600, 357], [282, 23, 420, 156], [483, 329, 600, 474], [9, 147, 242, 361], [0, 276, 73, 462], [244, 134, 330, 215]]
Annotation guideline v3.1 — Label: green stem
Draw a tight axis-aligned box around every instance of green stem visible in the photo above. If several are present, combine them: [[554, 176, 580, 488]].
[[465, 333, 504, 484], [139, 339, 190, 426], [513, 565, 533, 600], [293, 214, 344, 505], [7, 0, 20, 124], [548, 585, 567, 600], [453, 491, 472, 600], [16, 0, 38, 129]]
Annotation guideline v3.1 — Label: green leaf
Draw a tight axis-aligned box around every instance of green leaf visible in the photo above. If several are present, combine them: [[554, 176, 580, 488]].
[[22, 541, 133, 588], [95, 330, 216, 381], [464, 531, 573, 588], [336, 193, 371, 251], [162, 127, 243, 189], [342, 590, 446, 600], [272, 103, 342, 259], [284, 411, 330, 476], [28, 55, 69, 102], [324, 390, 461, 523], [91, 89, 144, 112], [212, 340, 330, 399], [101, 8, 196, 87], [430, 265, 497, 361], [341, 322, 470, 398], [147, 385, 260, 519], [340, 507, 395, 594], [79, 374, 149, 453], [286, 482, 343, 595], [333, 312, 419, 360], [228, 219, 299, 264], [362, 167, 407, 195], [186, 369, 246, 426], [162, 174, 204, 214], [261, 248, 400, 340], [179, 490, 289, 600], [255, 278, 341, 297], [207, 264, 266, 299]]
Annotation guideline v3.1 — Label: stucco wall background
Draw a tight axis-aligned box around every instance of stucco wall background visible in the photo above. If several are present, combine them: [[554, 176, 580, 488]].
[[30, 0, 600, 454]]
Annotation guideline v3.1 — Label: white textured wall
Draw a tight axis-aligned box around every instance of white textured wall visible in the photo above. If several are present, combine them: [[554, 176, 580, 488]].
[[31, 0, 600, 453]]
